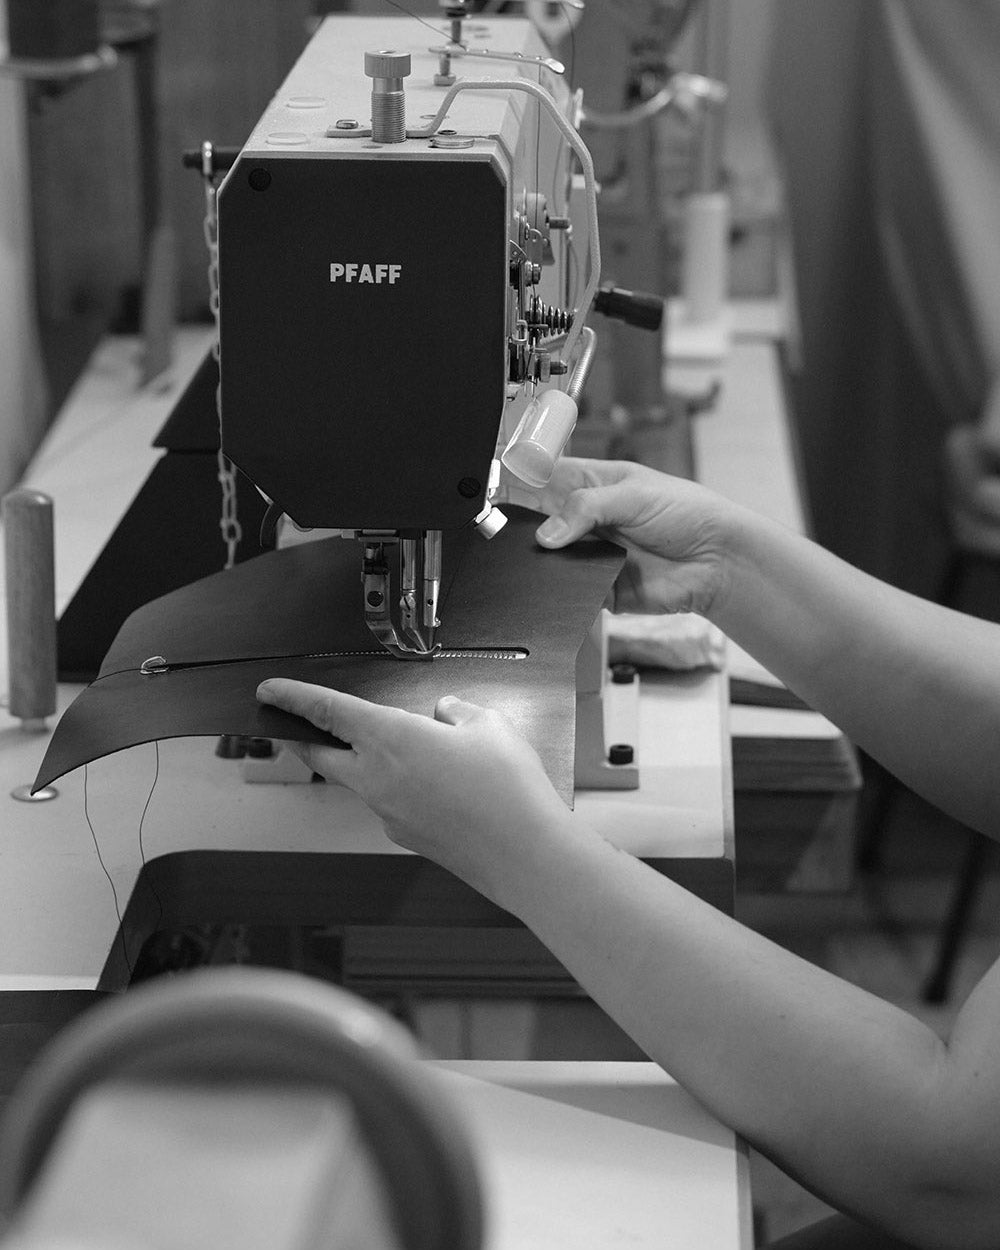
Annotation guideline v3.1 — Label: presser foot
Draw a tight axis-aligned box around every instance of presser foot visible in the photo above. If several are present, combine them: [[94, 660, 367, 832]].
[[362, 532, 442, 660], [364, 586, 440, 659]]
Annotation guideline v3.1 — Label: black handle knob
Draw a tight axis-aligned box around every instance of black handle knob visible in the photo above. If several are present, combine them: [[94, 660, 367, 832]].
[[593, 285, 664, 332]]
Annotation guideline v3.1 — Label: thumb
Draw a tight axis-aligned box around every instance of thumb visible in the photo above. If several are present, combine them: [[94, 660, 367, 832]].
[[434, 694, 484, 726], [535, 513, 574, 547], [535, 482, 631, 548]]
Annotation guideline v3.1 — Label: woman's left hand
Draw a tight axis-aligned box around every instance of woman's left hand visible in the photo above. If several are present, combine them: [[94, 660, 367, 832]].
[[256, 679, 574, 902]]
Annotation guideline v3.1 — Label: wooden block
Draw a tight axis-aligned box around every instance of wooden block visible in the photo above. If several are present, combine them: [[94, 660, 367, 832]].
[[3, 488, 57, 724]]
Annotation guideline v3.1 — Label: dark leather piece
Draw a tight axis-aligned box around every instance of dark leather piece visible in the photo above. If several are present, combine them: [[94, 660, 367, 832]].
[[36, 511, 624, 803]]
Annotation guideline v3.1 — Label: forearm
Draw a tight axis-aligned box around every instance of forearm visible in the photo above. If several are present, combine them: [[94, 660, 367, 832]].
[[710, 508, 1000, 836], [496, 817, 993, 1246]]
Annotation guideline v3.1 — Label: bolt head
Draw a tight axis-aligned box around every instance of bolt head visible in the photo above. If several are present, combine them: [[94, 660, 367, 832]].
[[365, 49, 411, 79], [610, 663, 638, 685], [608, 743, 635, 766]]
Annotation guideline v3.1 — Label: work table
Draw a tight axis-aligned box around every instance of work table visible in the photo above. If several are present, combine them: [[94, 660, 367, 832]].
[[0, 300, 857, 986], [0, 328, 734, 990], [436, 1060, 751, 1250]]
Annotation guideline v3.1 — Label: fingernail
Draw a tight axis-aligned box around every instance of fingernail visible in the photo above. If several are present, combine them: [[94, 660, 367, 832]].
[[256, 681, 274, 701], [536, 516, 569, 545]]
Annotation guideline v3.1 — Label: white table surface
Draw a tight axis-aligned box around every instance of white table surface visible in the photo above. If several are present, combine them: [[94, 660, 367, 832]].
[[435, 1060, 751, 1250]]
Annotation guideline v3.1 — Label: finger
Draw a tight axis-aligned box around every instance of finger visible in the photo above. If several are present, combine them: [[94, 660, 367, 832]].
[[256, 679, 391, 745], [534, 457, 587, 512], [434, 694, 486, 726], [535, 479, 637, 548], [500, 457, 597, 515], [496, 477, 545, 513], [540, 456, 629, 509], [288, 739, 360, 786]]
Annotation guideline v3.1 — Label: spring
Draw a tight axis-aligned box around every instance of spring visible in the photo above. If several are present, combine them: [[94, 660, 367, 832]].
[[529, 298, 574, 337]]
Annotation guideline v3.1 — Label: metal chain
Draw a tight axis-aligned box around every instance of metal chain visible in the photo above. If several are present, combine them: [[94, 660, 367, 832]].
[[202, 145, 242, 570]]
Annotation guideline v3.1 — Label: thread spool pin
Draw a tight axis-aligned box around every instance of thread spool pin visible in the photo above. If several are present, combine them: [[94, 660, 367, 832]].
[[364, 49, 410, 144]]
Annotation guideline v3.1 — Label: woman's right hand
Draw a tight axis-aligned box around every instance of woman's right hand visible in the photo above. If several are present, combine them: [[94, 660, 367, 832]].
[[527, 457, 739, 617]]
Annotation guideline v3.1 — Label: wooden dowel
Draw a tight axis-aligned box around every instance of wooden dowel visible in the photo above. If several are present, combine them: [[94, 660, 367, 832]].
[[3, 488, 57, 727]]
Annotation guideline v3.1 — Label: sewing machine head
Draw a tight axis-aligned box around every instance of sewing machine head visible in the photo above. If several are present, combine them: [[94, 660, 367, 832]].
[[216, 14, 599, 657]]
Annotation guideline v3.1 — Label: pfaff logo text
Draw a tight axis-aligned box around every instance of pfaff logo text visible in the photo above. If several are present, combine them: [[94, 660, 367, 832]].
[[329, 263, 402, 284]]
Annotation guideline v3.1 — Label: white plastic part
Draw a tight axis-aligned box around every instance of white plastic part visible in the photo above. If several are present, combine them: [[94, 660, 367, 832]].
[[473, 501, 508, 539], [680, 191, 729, 324], [501, 389, 578, 488]]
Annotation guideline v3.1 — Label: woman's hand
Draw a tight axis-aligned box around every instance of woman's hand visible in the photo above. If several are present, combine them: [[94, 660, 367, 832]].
[[514, 457, 738, 616], [256, 680, 574, 903]]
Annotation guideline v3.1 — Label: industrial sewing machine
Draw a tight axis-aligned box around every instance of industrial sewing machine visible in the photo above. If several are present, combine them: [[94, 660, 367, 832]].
[[33, 6, 666, 796], [216, 11, 601, 660]]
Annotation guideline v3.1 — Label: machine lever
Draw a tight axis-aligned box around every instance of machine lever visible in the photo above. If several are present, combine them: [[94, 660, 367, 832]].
[[181, 145, 240, 174], [593, 285, 664, 332]]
